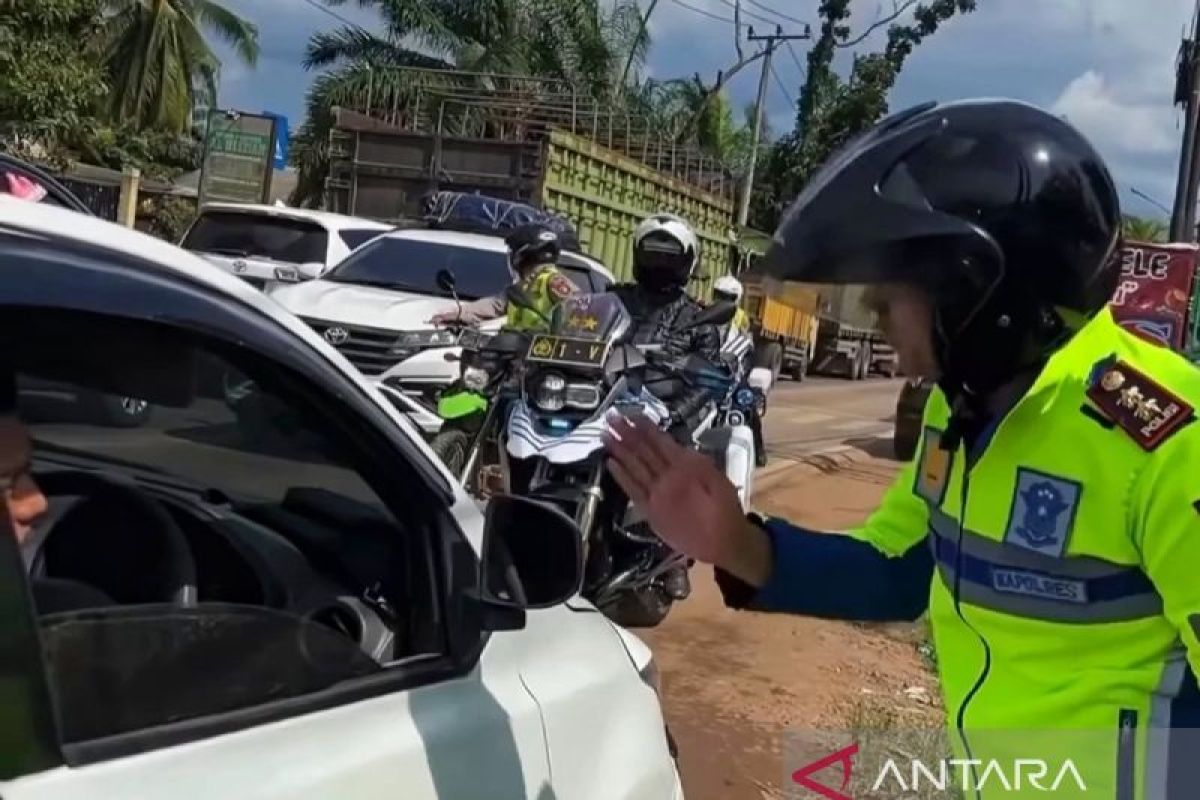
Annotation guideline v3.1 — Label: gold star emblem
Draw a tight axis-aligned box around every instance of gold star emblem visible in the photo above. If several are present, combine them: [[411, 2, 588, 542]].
[[1100, 369, 1125, 392]]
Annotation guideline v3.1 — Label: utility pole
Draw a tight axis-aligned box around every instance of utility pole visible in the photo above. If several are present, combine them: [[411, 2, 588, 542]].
[[737, 25, 810, 229], [1170, 4, 1200, 241]]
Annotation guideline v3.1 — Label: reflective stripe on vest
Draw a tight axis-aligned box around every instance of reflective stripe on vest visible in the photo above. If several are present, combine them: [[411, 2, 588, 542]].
[[927, 507, 1163, 623]]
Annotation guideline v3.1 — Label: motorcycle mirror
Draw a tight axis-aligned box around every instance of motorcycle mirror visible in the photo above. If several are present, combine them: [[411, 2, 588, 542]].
[[435, 269, 457, 295], [479, 495, 583, 627]]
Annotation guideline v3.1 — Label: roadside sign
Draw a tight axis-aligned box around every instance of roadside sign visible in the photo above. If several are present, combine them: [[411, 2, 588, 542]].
[[263, 111, 289, 170], [197, 109, 278, 205], [1109, 241, 1198, 350]]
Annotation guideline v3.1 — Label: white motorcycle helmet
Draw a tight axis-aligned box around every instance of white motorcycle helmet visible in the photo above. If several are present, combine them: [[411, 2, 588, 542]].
[[632, 213, 700, 291], [713, 275, 744, 304]]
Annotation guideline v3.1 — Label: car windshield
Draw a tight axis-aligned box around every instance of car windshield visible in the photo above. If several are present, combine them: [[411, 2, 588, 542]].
[[323, 236, 513, 300], [182, 211, 328, 265]]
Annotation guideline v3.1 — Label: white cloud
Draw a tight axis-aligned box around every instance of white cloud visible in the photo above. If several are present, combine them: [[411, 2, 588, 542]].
[[1051, 69, 1178, 156]]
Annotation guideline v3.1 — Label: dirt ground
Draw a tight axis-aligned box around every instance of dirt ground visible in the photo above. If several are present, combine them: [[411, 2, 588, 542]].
[[637, 445, 942, 800]]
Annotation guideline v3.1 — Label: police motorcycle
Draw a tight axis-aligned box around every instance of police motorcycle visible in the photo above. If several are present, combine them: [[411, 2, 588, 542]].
[[422, 270, 530, 492], [502, 288, 753, 627], [715, 325, 772, 469]]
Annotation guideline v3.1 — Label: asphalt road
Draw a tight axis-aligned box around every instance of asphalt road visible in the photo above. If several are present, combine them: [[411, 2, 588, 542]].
[[761, 374, 904, 462]]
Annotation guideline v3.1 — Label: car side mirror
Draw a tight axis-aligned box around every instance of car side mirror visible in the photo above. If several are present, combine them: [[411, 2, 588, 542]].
[[436, 269, 457, 295], [479, 495, 582, 627]]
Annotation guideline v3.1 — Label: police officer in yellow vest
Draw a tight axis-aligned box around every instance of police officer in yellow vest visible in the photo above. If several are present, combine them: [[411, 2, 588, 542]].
[[604, 99, 1200, 799], [713, 275, 750, 333], [430, 222, 577, 330]]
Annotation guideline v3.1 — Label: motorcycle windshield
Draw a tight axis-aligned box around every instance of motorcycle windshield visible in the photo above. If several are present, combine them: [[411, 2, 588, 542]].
[[548, 293, 631, 341]]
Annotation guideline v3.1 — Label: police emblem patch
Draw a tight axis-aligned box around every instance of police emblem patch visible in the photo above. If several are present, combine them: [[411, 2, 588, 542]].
[[1003, 468, 1082, 557], [913, 427, 953, 505]]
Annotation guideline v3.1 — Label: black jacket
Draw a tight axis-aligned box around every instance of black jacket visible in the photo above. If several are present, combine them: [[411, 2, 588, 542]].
[[609, 284, 723, 429]]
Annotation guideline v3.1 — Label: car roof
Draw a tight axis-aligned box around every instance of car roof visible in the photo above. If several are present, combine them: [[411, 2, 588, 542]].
[[0, 197, 363, 365], [198, 202, 393, 232], [381, 227, 616, 281]]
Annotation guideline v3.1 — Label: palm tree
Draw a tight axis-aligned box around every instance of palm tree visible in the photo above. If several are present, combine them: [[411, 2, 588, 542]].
[[101, 0, 260, 134], [1122, 215, 1168, 244]]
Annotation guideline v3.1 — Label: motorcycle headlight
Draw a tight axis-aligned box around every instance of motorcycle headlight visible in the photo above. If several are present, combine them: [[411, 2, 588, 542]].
[[462, 366, 489, 392], [534, 373, 567, 412], [735, 387, 756, 408], [564, 382, 602, 410]]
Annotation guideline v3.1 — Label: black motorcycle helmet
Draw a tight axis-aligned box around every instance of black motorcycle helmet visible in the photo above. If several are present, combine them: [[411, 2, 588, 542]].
[[762, 99, 1121, 399], [505, 223, 561, 273]]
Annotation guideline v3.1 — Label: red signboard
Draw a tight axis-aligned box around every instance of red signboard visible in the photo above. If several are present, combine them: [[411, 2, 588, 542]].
[[1109, 241, 1198, 350]]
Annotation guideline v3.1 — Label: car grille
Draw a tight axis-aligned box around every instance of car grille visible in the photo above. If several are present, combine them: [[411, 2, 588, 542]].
[[300, 317, 412, 375]]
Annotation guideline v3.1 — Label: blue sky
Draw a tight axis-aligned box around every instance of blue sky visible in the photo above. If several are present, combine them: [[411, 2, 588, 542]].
[[215, 0, 1195, 219]]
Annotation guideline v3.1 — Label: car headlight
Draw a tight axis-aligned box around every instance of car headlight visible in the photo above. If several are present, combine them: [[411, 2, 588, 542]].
[[462, 366, 489, 392], [395, 329, 459, 349], [534, 373, 567, 412], [274, 266, 300, 282]]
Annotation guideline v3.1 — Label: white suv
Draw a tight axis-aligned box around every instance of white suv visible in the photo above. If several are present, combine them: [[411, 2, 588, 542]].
[[270, 227, 615, 432], [180, 203, 392, 290], [0, 200, 681, 800]]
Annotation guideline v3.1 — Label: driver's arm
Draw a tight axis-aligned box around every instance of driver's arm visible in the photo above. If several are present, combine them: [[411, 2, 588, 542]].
[[440, 295, 506, 325]]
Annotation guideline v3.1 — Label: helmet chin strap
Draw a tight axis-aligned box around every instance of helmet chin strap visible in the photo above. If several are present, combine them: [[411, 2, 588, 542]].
[[934, 302, 1066, 450]]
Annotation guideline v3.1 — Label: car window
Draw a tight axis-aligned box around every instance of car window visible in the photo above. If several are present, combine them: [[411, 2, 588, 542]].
[[324, 236, 512, 300], [6, 311, 444, 749], [182, 212, 328, 265], [2, 168, 70, 209], [338, 228, 387, 251]]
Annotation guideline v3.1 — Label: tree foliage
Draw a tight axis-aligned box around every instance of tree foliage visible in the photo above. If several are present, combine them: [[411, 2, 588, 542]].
[[0, 0, 108, 149], [750, 0, 977, 230], [1122, 215, 1169, 244], [101, 0, 260, 134], [291, 0, 654, 206]]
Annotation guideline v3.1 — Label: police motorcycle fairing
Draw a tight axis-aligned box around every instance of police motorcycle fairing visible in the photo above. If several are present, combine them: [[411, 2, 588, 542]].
[[503, 291, 749, 627]]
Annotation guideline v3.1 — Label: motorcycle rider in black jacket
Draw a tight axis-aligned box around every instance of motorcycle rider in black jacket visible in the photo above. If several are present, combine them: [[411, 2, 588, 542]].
[[609, 213, 723, 600], [610, 213, 722, 435]]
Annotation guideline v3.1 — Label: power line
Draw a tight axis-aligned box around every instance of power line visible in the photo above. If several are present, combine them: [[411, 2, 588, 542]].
[[713, 0, 784, 27], [769, 62, 795, 106], [786, 40, 805, 74], [299, 0, 366, 31], [744, 0, 811, 27], [667, 0, 748, 28]]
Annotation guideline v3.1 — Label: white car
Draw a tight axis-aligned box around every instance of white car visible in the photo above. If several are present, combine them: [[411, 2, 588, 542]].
[[180, 202, 392, 291], [270, 227, 615, 433], [0, 198, 681, 800]]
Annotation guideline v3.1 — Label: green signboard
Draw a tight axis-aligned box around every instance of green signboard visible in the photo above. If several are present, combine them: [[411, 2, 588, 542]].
[[198, 110, 278, 205]]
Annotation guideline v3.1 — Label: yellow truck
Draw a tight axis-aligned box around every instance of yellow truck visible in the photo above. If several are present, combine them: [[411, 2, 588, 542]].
[[735, 228, 896, 381]]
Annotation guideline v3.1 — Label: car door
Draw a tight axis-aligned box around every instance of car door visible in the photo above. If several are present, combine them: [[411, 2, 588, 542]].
[[0, 251, 554, 799]]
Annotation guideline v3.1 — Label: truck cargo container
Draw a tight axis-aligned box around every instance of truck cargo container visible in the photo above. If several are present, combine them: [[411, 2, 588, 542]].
[[321, 97, 736, 298], [734, 229, 895, 380]]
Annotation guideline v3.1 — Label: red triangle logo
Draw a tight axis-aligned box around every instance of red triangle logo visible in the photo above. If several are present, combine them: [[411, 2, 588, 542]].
[[791, 742, 859, 800]]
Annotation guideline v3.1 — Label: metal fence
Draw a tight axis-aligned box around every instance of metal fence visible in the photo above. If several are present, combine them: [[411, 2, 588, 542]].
[[333, 67, 736, 200]]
